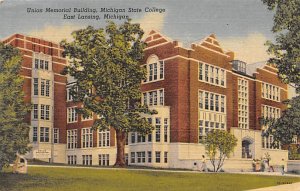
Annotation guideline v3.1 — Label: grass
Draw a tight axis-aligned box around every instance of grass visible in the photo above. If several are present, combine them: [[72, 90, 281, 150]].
[[0, 166, 300, 191]]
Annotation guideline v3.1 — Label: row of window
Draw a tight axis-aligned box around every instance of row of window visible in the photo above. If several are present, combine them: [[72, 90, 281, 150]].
[[131, 118, 169, 144], [33, 78, 51, 97], [34, 58, 50, 70], [130, 151, 168, 164], [143, 61, 164, 83], [67, 107, 94, 123], [199, 62, 226, 87], [261, 82, 280, 102], [199, 91, 225, 113], [67, 128, 110, 149], [198, 113, 226, 142], [238, 79, 249, 129], [142, 89, 164, 106], [33, 104, 51, 120], [261, 105, 281, 119], [261, 105, 281, 150], [32, 127, 59, 143], [68, 154, 110, 166]]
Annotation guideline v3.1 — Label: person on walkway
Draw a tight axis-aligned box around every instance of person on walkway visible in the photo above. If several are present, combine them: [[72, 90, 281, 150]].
[[280, 158, 285, 175], [201, 155, 208, 172]]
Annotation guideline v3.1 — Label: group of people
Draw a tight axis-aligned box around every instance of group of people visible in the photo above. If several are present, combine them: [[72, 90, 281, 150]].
[[253, 158, 286, 175]]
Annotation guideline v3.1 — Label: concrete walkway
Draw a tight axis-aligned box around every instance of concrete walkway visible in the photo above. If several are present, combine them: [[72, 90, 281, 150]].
[[247, 182, 300, 191]]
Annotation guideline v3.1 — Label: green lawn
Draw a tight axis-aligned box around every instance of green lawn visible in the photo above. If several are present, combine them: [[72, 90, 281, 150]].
[[0, 166, 299, 191]]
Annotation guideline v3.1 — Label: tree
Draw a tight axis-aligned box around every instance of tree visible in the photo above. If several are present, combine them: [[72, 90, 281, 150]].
[[61, 20, 155, 167], [262, 0, 300, 91], [261, 96, 300, 145], [204, 130, 237, 172], [0, 43, 31, 171]]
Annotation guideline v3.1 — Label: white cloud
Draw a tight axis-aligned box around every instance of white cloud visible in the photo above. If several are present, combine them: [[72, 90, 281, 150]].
[[28, 23, 82, 43], [133, 12, 166, 36], [220, 33, 270, 64]]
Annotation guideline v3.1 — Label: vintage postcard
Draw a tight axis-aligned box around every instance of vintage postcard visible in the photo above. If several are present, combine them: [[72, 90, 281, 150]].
[[0, 0, 299, 190]]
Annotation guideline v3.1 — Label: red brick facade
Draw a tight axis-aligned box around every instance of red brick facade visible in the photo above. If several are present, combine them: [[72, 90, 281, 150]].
[[3, 34, 68, 144]]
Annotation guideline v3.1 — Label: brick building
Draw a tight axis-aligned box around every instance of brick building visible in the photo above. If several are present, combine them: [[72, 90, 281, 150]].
[[2, 31, 290, 171], [3, 34, 67, 163]]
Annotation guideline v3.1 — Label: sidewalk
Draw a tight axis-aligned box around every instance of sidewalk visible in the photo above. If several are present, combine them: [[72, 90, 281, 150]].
[[247, 182, 300, 191]]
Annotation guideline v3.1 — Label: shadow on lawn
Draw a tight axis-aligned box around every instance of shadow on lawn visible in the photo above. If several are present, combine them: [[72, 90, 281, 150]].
[[0, 172, 67, 191]]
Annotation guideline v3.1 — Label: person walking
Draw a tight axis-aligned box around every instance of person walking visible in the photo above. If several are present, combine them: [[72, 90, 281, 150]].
[[201, 155, 208, 172], [280, 158, 285, 175]]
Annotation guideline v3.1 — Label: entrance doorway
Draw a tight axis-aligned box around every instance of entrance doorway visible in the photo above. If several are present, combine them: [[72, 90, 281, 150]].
[[242, 140, 253, 159]]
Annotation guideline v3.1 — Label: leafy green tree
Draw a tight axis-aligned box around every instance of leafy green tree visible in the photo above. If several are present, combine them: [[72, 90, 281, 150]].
[[261, 96, 300, 145], [0, 43, 31, 171], [262, 0, 300, 91], [204, 130, 237, 172], [61, 20, 155, 167]]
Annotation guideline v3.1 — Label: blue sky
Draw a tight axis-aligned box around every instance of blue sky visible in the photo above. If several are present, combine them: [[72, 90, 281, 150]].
[[0, 0, 275, 63]]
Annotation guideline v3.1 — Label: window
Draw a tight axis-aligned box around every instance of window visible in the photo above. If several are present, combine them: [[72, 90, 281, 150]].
[[155, 151, 161, 163], [33, 78, 38, 95], [45, 105, 50, 120], [159, 89, 164, 105], [137, 133, 146, 143], [147, 151, 152, 163], [198, 90, 227, 142], [67, 107, 77, 123], [131, 152, 135, 163], [82, 155, 92, 166], [159, 61, 164, 79], [41, 79, 45, 96], [199, 91, 203, 109], [53, 128, 59, 143], [34, 59, 39, 69], [164, 152, 168, 163], [67, 86, 75, 101], [137, 152, 142, 163], [40, 105, 45, 120], [221, 96, 225, 113], [131, 132, 136, 143], [199, 62, 226, 87], [82, 112, 93, 121], [148, 118, 152, 142], [40, 104, 50, 120], [40, 127, 49, 142], [210, 66, 214, 83], [198, 120, 204, 142], [82, 128, 93, 148], [261, 105, 281, 149], [153, 63, 157, 80], [45, 61, 49, 70], [46, 80, 50, 97], [144, 56, 164, 83], [205, 65, 209, 82], [261, 82, 280, 102], [210, 94, 214, 111], [205, 92, 209, 110], [33, 104, 38, 119], [67, 129, 77, 149], [155, 118, 161, 142], [40, 60, 44, 69], [98, 129, 110, 147], [142, 89, 164, 106], [33, 127, 38, 142], [238, 79, 249, 129], [199, 62, 203, 80], [164, 118, 168, 142], [67, 155, 77, 165], [149, 64, 153, 81], [99, 154, 109, 166]]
